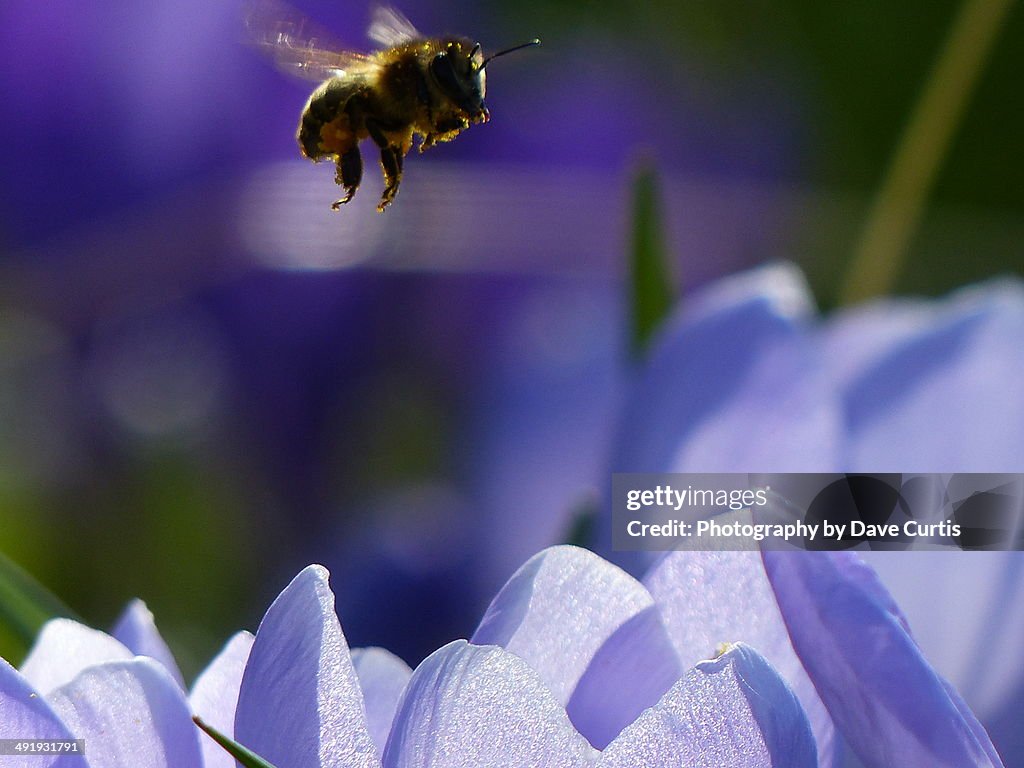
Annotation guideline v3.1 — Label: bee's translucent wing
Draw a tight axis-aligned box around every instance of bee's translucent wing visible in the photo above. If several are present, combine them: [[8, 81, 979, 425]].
[[367, 5, 421, 47], [244, 0, 378, 82]]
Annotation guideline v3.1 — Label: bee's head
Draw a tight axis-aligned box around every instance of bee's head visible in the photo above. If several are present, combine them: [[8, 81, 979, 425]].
[[429, 37, 540, 122], [430, 38, 488, 121]]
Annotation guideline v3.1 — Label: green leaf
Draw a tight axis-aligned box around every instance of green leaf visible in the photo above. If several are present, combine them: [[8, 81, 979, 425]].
[[561, 492, 599, 548], [194, 717, 281, 768], [629, 161, 676, 358], [0, 549, 81, 650]]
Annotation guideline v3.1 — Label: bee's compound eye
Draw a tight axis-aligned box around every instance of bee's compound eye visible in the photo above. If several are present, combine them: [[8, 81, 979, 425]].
[[430, 52, 462, 97]]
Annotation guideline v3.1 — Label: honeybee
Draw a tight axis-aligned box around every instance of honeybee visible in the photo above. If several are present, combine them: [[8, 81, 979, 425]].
[[246, 1, 539, 212]]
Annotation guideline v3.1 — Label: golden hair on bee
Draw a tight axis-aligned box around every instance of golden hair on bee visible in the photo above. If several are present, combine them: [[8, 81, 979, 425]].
[[245, 1, 539, 212]]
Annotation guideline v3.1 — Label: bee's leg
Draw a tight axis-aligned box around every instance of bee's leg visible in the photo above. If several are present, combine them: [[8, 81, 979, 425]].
[[331, 147, 363, 210], [365, 119, 404, 212], [420, 116, 470, 153], [419, 133, 438, 152], [376, 146, 403, 212]]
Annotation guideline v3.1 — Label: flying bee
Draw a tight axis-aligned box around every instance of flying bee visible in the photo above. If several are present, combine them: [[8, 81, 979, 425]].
[[245, 1, 540, 212]]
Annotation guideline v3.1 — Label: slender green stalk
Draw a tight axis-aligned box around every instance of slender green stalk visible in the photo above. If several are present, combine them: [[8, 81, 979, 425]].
[[0, 549, 80, 650], [194, 718, 281, 768], [629, 162, 676, 358], [840, 0, 1015, 305]]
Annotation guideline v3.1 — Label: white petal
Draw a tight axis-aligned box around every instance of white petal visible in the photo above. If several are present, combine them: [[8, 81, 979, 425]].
[[383, 640, 594, 768], [644, 551, 837, 765], [20, 619, 133, 695], [48, 657, 201, 768], [0, 657, 88, 767], [472, 546, 653, 704], [189, 631, 253, 768], [111, 599, 185, 689], [234, 565, 378, 768], [351, 648, 412, 759], [601, 643, 816, 768]]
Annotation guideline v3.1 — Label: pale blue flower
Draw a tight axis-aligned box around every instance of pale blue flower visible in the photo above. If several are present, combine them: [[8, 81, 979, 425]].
[[0, 545, 1003, 767]]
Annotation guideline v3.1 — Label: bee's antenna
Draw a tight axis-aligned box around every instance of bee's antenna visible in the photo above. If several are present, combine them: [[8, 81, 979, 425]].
[[480, 38, 540, 69]]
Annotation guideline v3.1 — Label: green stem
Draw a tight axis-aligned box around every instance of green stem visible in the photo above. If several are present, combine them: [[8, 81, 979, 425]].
[[629, 162, 676, 358], [840, 0, 1015, 305], [0, 549, 81, 651]]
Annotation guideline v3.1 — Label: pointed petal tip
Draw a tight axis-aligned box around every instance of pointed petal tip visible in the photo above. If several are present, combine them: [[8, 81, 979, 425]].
[[385, 639, 594, 768], [473, 545, 652, 705], [602, 637, 816, 768], [688, 261, 815, 324], [20, 618, 134, 695], [293, 563, 332, 585], [235, 561, 376, 768]]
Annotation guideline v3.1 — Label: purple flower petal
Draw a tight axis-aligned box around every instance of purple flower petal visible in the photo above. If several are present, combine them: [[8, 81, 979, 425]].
[[602, 264, 842, 576], [657, 332, 841, 477], [350, 647, 412, 760], [762, 550, 1004, 767], [0, 658, 88, 767], [233, 565, 377, 768], [189, 631, 253, 768], [644, 551, 837, 766], [986, 681, 1024, 766], [820, 299, 937, 391], [862, 550, 1024, 720], [111, 599, 185, 689], [20, 619, 133, 695], [471, 545, 653, 704], [835, 280, 1024, 471], [942, 679, 1007, 768], [565, 605, 682, 749], [600, 643, 816, 768], [48, 657, 201, 768], [611, 262, 838, 474], [382, 640, 594, 768]]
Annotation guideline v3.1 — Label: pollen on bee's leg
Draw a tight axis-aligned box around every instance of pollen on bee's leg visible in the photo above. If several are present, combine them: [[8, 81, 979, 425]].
[[318, 118, 355, 156]]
